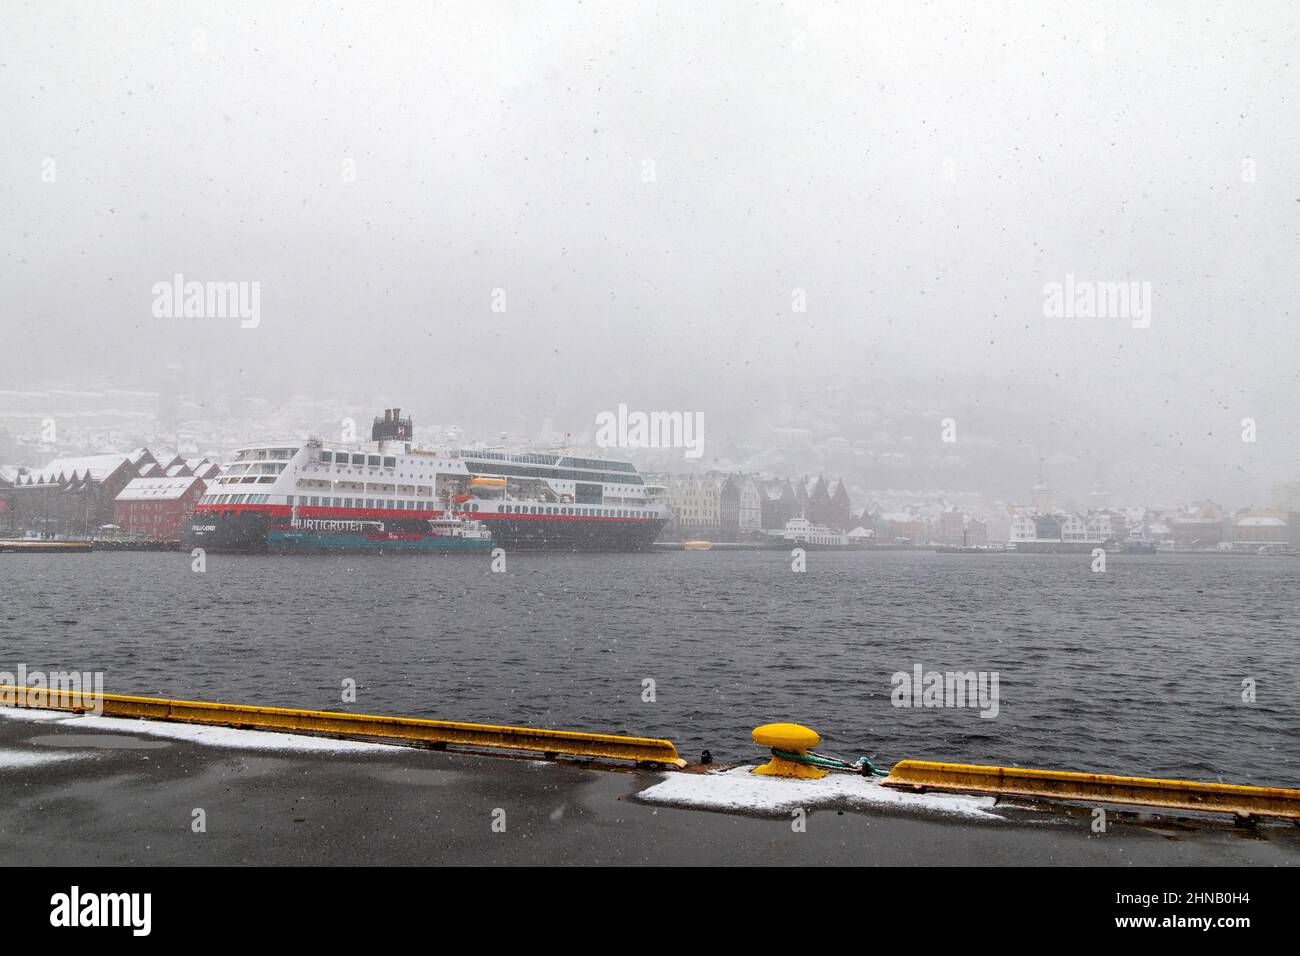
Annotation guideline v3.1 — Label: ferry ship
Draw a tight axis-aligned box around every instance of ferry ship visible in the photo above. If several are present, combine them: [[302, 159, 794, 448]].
[[769, 517, 849, 550], [182, 409, 671, 554]]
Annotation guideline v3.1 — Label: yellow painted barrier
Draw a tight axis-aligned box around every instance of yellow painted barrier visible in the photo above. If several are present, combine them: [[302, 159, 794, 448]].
[[0, 686, 685, 768], [883, 759, 1300, 820]]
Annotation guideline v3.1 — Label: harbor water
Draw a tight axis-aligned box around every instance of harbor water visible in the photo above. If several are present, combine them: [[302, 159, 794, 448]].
[[3, 550, 1297, 787]]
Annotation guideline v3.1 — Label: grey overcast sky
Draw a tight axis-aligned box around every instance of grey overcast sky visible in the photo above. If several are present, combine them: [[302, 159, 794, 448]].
[[2, 1, 1298, 499]]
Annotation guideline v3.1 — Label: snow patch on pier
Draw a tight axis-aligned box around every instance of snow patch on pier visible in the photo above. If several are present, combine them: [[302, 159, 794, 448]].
[[0, 747, 84, 769], [0, 707, 74, 722], [637, 765, 1002, 820], [73, 715, 399, 752], [0, 707, 399, 754]]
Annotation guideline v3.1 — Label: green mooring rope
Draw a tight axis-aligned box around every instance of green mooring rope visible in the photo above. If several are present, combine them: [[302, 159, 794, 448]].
[[772, 748, 891, 777]]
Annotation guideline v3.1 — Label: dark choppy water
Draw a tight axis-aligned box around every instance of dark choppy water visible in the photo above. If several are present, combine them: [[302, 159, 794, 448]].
[[2, 550, 1297, 786]]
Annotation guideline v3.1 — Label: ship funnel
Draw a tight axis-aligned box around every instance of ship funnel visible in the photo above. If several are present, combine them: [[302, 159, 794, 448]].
[[372, 407, 413, 442]]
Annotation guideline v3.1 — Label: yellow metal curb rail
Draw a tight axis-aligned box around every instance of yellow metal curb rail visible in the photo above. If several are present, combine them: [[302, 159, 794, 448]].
[[883, 759, 1300, 820], [0, 686, 686, 768]]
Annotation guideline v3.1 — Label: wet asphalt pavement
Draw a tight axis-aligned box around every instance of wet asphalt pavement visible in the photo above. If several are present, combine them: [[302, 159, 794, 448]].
[[1, 711, 1297, 866]]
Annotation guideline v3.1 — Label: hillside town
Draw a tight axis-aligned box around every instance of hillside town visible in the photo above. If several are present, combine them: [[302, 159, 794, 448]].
[[654, 470, 1300, 553], [1, 384, 1298, 552]]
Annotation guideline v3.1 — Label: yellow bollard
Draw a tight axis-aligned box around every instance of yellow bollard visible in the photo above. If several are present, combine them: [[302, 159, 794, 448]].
[[751, 723, 828, 779]]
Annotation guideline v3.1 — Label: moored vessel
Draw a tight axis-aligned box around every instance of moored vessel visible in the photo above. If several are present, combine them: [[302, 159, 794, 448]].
[[769, 517, 849, 550], [182, 408, 670, 554]]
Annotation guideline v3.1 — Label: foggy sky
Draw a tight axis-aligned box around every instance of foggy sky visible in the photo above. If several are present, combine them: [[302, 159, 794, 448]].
[[3, 1, 1298, 502]]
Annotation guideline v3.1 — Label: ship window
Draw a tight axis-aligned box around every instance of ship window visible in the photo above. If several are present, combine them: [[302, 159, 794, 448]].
[[383, 456, 396, 468], [320, 452, 333, 463], [351, 454, 365, 466], [368, 455, 381, 467]]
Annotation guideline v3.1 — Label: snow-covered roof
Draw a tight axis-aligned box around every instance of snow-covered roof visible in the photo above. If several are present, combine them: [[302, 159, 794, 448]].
[[1237, 516, 1285, 527], [115, 476, 203, 502], [847, 526, 875, 538], [23, 453, 137, 484]]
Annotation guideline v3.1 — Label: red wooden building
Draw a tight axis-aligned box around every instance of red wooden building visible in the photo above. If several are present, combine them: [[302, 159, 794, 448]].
[[113, 475, 208, 541]]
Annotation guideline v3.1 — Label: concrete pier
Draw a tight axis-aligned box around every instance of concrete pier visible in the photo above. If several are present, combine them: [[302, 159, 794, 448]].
[[2, 709, 1296, 866]]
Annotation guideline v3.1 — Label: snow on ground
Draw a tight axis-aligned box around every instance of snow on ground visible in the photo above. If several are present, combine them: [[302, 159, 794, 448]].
[[0, 747, 84, 769], [0, 707, 75, 722], [638, 765, 1003, 820], [0, 706, 401, 754]]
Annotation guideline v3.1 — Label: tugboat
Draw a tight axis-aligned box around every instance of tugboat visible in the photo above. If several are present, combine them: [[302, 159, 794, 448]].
[[265, 510, 493, 555]]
